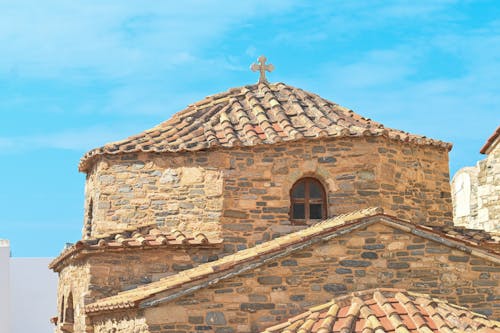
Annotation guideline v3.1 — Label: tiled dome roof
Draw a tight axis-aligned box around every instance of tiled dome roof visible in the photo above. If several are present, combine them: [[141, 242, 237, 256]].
[[79, 82, 452, 172]]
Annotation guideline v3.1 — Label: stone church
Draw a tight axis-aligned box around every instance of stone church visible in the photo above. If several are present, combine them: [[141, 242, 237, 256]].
[[50, 57, 500, 333]]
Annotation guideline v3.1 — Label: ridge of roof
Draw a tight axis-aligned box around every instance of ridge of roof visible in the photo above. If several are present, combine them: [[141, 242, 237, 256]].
[[84, 208, 500, 315], [480, 125, 500, 154], [78, 81, 452, 172], [262, 288, 500, 333], [48, 225, 222, 272]]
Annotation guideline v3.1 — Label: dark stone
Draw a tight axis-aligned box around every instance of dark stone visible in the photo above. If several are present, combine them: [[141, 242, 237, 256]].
[[357, 190, 378, 196], [323, 283, 347, 293], [225, 223, 253, 231], [471, 266, 500, 272], [189, 316, 204, 324], [336, 174, 355, 180], [290, 294, 305, 301], [458, 295, 484, 303], [361, 252, 378, 259], [363, 244, 384, 250], [312, 146, 326, 153], [214, 288, 233, 294], [257, 276, 282, 285], [172, 263, 194, 271], [318, 156, 336, 163], [387, 262, 409, 269], [426, 247, 450, 254], [281, 259, 298, 266], [263, 207, 289, 213], [223, 210, 249, 219], [215, 328, 235, 333], [336, 268, 352, 274], [473, 280, 498, 287], [195, 326, 213, 331], [292, 252, 313, 258], [340, 260, 371, 267], [249, 294, 267, 302], [206, 311, 226, 325], [448, 255, 469, 262], [240, 303, 275, 312]]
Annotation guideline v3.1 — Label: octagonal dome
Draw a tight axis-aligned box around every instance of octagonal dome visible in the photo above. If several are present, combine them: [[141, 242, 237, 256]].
[[79, 81, 451, 172]]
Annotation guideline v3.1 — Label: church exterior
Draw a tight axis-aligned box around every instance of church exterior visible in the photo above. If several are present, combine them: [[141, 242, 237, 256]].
[[50, 58, 500, 333]]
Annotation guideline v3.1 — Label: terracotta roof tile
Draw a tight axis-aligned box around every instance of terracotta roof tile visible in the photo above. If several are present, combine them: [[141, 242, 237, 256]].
[[84, 208, 500, 314], [78, 82, 452, 172], [425, 225, 500, 253], [48, 224, 221, 271], [262, 288, 500, 333], [480, 125, 500, 154]]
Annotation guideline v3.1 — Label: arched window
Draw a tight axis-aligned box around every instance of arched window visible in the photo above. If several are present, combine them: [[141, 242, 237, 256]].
[[290, 177, 327, 224], [60, 296, 65, 322], [85, 199, 93, 238], [65, 293, 74, 324]]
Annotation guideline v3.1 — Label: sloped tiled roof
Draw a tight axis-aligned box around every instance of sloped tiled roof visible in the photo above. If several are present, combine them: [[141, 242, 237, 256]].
[[480, 125, 500, 154], [79, 82, 452, 172], [84, 207, 500, 314], [49, 224, 222, 271], [420, 225, 500, 253], [262, 288, 500, 333], [85, 207, 384, 313]]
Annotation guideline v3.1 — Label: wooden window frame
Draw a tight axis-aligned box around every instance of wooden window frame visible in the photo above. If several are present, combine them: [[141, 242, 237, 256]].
[[290, 177, 327, 225]]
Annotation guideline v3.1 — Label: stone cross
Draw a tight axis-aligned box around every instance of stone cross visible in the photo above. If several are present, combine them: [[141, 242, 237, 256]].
[[250, 55, 274, 83]]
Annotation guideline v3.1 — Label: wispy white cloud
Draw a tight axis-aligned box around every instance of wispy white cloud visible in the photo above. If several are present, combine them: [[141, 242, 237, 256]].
[[0, 125, 143, 153], [0, 0, 296, 80]]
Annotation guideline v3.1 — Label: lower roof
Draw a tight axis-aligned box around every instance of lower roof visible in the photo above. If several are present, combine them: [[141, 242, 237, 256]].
[[84, 207, 500, 315], [262, 288, 500, 333]]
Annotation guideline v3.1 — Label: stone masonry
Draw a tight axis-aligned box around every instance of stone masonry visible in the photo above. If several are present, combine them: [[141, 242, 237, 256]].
[[452, 126, 500, 232], [88, 222, 499, 333], [85, 136, 452, 245]]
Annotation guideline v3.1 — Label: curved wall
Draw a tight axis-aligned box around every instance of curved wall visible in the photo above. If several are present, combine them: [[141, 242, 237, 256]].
[[83, 136, 452, 247]]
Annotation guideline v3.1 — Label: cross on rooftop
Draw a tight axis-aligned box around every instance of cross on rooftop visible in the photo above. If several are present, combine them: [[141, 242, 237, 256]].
[[250, 55, 274, 83]]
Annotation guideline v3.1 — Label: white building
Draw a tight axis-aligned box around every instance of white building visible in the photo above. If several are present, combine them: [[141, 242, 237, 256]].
[[0, 239, 57, 333]]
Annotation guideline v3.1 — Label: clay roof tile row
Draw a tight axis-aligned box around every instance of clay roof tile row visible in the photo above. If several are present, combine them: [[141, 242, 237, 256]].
[[84, 208, 500, 315], [262, 288, 500, 333], [48, 224, 221, 271], [78, 82, 452, 172]]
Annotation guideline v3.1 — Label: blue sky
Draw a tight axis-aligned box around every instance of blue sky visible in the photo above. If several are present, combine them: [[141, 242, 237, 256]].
[[1, 1, 499, 257]]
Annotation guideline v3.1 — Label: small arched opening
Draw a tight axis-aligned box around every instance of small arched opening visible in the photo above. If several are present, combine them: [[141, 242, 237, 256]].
[[290, 177, 327, 225]]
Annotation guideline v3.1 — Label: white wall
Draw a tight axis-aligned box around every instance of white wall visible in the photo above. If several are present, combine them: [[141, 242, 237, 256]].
[[0, 240, 10, 333], [0, 240, 57, 333], [10, 258, 57, 333]]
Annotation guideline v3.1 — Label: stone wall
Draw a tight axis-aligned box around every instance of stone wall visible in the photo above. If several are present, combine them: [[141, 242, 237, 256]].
[[85, 247, 220, 300], [85, 137, 452, 246], [114, 223, 499, 333], [54, 246, 222, 333], [55, 261, 91, 333], [477, 142, 500, 231], [452, 141, 500, 232], [86, 222, 499, 333]]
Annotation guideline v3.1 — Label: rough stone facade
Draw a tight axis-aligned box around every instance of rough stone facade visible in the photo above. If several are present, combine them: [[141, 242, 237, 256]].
[[54, 246, 222, 332], [86, 222, 499, 333], [452, 128, 500, 232], [85, 136, 452, 245]]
